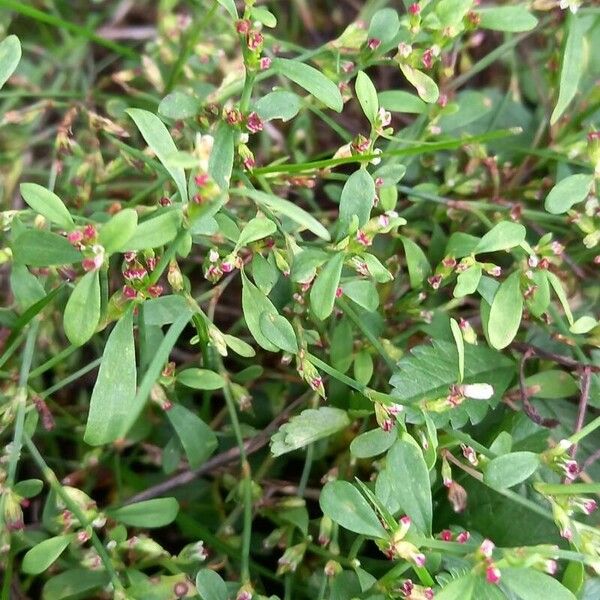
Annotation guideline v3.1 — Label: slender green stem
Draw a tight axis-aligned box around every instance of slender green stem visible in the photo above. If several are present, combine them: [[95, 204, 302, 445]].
[[28, 345, 77, 380], [23, 434, 124, 592], [569, 415, 600, 445], [535, 482, 600, 496]]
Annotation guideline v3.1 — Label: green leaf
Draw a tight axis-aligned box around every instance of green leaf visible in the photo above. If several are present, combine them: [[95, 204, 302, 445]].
[[378, 90, 427, 114], [368, 8, 400, 45], [125, 210, 182, 251], [196, 569, 228, 600], [10, 264, 45, 311], [98, 208, 138, 253], [524, 370, 578, 399], [399, 64, 439, 103], [484, 451, 540, 489], [546, 270, 574, 326], [236, 216, 277, 249], [216, 0, 237, 19], [208, 121, 235, 190], [63, 271, 100, 347], [450, 318, 464, 382], [158, 91, 200, 119], [383, 439, 432, 534], [310, 252, 344, 320], [224, 333, 256, 357], [551, 15, 586, 125], [341, 279, 379, 312], [320, 480, 387, 538], [177, 368, 225, 390], [0, 34, 21, 90], [20, 183, 74, 230], [259, 311, 298, 353], [544, 173, 594, 214], [454, 265, 482, 298], [251, 5, 277, 28], [355, 71, 379, 124], [166, 404, 218, 468], [126, 108, 188, 202], [252, 252, 278, 294], [22, 535, 71, 574], [42, 569, 109, 600], [570, 315, 597, 334], [143, 295, 191, 326], [435, 0, 473, 28], [488, 271, 523, 349], [436, 574, 476, 600], [400, 236, 431, 288], [271, 407, 350, 456], [273, 57, 343, 112], [477, 6, 538, 32], [502, 567, 576, 600], [108, 497, 179, 527], [339, 169, 375, 235], [354, 350, 373, 384], [350, 427, 396, 459], [474, 221, 526, 254], [84, 309, 136, 445], [13, 230, 82, 267], [254, 90, 301, 122], [13, 478, 43, 498], [237, 188, 330, 240], [241, 270, 279, 351]]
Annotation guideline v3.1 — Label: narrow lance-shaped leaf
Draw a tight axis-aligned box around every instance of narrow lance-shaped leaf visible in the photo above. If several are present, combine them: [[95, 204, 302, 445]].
[[208, 121, 234, 191], [20, 183, 74, 231], [241, 270, 279, 351], [259, 311, 298, 354], [63, 271, 101, 347], [84, 308, 136, 445], [474, 221, 526, 254], [108, 497, 179, 528], [310, 252, 344, 320], [126, 108, 188, 202], [273, 58, 343, 112], [551, 14, 587, 125], [450, 318, 464, 383], [488, 271, 523, 350], [355, 71, 379, 124], [400, 236, 431, 288]]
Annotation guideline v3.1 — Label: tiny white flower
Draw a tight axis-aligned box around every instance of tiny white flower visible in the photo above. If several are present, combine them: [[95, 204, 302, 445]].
[[462, 383, 494, 400]]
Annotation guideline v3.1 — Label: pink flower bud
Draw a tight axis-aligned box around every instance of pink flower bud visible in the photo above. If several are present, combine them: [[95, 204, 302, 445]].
[[356, 230, 371, 246], [159, 196, 171, 206], [195, 173, 209, 186], [246, 112, 263, 134], [408, 3, 421, 15], [456, 531, 470, 544], [480, 538, 495, 558], [123, 285, 137, 299], [67, 230, 83, 245], [486, 565, 501, 585], [440, 529, 453, 541], [367, 38, 381, 50], [248, 31, 264, 51], [83, 224, 97, 241], [428, 274, 442, 289], [259, 56, 272, 70], [147, 284, 163, 297], [236, 20, 250, 34]]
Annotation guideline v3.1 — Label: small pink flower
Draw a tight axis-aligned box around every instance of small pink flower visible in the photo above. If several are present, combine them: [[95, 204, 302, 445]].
[[67, 230, 84, 245], [412, 552, 426, 567], [440, 529, 453, 541], [123, 285, 136, 300], [259, 56, 272, 70], [442, 256, 457, 268], [438, 94, 448, 108], [356, 230, 371, 246], [563, 459, 579, 480], [225, 108, 242, 125], [375, 176, 384, 187], [248, 31, 263, 51], [124, 251, 137, 262], [309, 376, 323, 392], [456, 530, 470, 544], [367, 38, 381, 50], [401, 579, 414, 597], [397, 42, 412, 58], [422, 48, 434, 69], [486, 565, 501, 585], [561, 526, 573, 541], [82, 256, 102, 272], [587, 131, 600, 142], [147, 284, 163, 297], [480, 539, 495, 558], [583, 499, 598, 514], [488, 265, 502, 277], [381, 418, 394, 432], [335, 286, 343, 298], [221, 261, 234, 273], [146, 257, 157, 271], [379, 214, 390, 228], [243, 156, 256, 170], [408, 3, 421, 15], [195, 173, 209, 186], [428, 274, 442, 289], [235, 20, 250, 34], [388, 403, 403, 416], [342, 61, 354, 73], [546, 560, 558, 575], [551, 241, 564, 255], [159, 196, 171, 206], [83, 224, 97, 241], [246, 112, 263, 134]]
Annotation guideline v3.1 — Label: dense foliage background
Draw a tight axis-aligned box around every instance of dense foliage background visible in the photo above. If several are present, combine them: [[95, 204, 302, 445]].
[[1, 0, 600, 598]]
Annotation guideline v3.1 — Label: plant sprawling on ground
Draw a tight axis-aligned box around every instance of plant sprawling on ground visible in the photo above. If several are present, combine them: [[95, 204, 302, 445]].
[[1, 0, 600, 598]]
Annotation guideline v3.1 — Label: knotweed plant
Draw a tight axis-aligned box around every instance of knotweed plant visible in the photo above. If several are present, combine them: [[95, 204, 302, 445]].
[[1, 0, 600, 599]]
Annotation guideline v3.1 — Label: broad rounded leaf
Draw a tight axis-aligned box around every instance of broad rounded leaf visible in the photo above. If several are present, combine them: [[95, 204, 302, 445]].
[[236, 216, 277, 249], [350, 428, 396, 459], [320, 480, 387, 538], [254, 90, 301, 122], [22, 535, 71, 575], [544, 174, 594, 215], [63, 271, 101, 347], [108, 497, 179, 527], [241, 270, 279, 351], [196, 569, 228, 600], [177, 368, 225, 390], [20, 183, 74, 230], [378, 90, 427, 114], [484, 452, 540, 489]]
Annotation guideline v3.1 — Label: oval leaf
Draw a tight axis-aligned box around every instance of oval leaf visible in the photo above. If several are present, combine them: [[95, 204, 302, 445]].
[[20, 183, 74, 230], [63, 271, 101, 347], [310, 252, 344, 321], [399, 64, 439, 103], [502, 567, 576, 600], [544, 173, 594, 214], [108, 497, 179, 527], [320, 480, 387, 538], [13, 230, 83, 267], [259, 311, 298, 354], [355, 71, 379, 124], [22, 535, 71, 575], [99, 208, 138, 253], [125, 210, 182, 251], [484, 451, 540, 489], [474, 221, 526, 254], [339, 169, 375, 235], [0, 34, 21, 90], [177, 368, 225, 390], [488, 271, 523, 350]]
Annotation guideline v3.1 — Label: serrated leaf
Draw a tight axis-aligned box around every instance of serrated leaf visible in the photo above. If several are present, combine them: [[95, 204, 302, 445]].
[[310, 252, 344, 320], [84, 308, 136, 445], [259, 311, 298, 353], [320, 480, 387, 538], [271, 407, 350, 456], [63, 271, 100, 347], [355, 71, 379, 124], [126, 108, 188, 202], [339, 169, 375, 236], [544, 173, 594, 214], [488, 271, 523, 349], [399, 64, 439, 103], [0, 35, 21, 90], [273, 58, 343, 112], [108, 497, 179, 527], [20, 183, 74, 230]]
